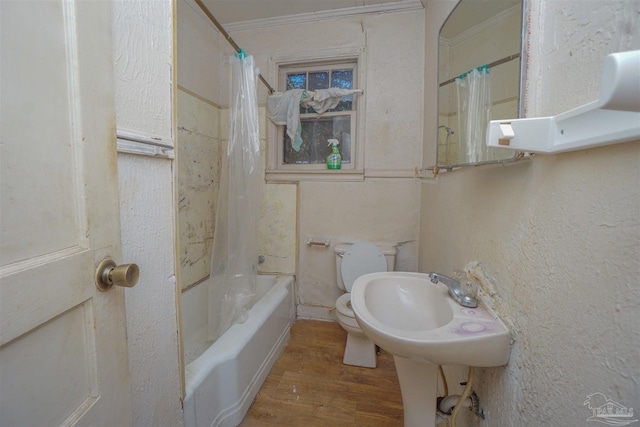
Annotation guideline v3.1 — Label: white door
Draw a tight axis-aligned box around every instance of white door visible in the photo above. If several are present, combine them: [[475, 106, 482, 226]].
[[0, 1, 133, 426]]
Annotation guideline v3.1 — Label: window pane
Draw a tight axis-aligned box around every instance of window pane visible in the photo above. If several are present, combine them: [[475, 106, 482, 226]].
[[309, 71, 330, 90], [332, 69, 353, 112], [331, 69, 353, 89], [284, 116, 351, 164], [287, 73, 306, 90], [332, 95, 353, 112], [307, 71, 330, 113], [287, 73, 309, 113]]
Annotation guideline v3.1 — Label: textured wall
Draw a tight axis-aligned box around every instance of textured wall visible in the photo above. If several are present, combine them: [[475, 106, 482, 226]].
[[359, 12, 425, 171], [297, 180, 420, 318], [118, 154, 183, 427], [114, 0, 173, 139], [113, 0, 183, 424], [421, 1, 640, 425]]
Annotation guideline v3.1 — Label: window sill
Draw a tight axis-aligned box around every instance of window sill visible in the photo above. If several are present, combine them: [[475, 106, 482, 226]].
[[266, 169, 365, 183]]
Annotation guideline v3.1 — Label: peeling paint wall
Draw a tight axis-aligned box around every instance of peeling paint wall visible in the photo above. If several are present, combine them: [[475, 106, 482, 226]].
[[421, 1, 640, 425], [176, 0, 224, 291], [177, 0, 297, 287], [220, 107, 298, 276], [177, 90, 220, 289], [258, 182, 297, 274]]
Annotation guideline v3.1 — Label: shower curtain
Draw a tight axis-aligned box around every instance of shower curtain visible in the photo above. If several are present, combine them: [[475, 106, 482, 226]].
[[208, 54, 262, 341], [456, 66, 492, 164]]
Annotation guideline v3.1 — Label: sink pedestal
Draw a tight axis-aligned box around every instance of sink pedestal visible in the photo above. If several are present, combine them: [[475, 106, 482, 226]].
[[351, 272, 511, 426], [394, 356, 438, 427]]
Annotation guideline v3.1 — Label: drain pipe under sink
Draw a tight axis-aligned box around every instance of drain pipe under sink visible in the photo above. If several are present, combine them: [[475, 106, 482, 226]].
[[436, 366, 475, 427]]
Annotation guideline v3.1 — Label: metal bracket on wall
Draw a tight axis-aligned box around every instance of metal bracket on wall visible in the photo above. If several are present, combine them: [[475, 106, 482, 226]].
[[116, 129, 175, 159]]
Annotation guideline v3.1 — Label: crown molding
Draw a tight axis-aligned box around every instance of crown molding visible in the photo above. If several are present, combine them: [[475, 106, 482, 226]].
[[222, 0, 424, 32]]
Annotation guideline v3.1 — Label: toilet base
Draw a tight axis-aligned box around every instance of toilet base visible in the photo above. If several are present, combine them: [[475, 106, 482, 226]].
[[343, 332, 377, 368]]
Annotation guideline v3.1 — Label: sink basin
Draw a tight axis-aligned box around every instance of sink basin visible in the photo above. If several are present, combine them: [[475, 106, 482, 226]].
[[351, 272, 511, 427], [351, 271, 510, 367]]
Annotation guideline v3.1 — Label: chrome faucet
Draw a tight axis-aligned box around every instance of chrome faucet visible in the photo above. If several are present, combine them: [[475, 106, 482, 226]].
[[428, 272, 478, 308]]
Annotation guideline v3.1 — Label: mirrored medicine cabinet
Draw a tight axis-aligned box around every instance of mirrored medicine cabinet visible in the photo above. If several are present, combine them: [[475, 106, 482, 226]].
[[437, 0, 527, 169]]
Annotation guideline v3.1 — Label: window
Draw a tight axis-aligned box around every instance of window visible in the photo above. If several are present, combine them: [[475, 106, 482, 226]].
[[267, 56, 363, 181]]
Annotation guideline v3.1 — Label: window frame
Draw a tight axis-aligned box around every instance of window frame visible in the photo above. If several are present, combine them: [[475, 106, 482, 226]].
[[278, 61, 356, 171], [266, 48, 366, 182]]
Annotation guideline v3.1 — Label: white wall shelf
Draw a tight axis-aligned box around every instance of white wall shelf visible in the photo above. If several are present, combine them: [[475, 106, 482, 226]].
[[486, 50, 640, 154]]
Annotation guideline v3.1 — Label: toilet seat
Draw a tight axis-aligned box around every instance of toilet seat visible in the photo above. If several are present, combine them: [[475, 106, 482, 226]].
[[340, 241, 388, 292], [336, 293, 354, 318]]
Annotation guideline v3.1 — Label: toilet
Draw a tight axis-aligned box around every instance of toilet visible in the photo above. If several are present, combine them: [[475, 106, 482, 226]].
[[334, 241, 397, 368]]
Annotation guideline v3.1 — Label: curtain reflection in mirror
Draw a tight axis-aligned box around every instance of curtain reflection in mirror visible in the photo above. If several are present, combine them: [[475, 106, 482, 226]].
[[456, 66, 491, 164]]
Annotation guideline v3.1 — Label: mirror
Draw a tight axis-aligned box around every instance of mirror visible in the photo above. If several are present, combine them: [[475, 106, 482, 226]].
[[437, 0, 525, 168]]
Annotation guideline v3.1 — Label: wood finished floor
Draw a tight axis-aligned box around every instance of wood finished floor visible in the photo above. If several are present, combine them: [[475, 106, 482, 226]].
[[238, 319, 404, 427]]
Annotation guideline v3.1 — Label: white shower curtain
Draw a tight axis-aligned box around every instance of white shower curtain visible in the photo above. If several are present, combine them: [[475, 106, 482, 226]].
[[208, 54, 262, 341], [456, 66, 492, 164]]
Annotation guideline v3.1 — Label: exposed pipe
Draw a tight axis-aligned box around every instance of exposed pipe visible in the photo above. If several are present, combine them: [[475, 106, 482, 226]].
[[439, 394, 473, 414], [438, 365, 449, 397], [450, 366, 475, 427], [192, 0, 275, 94]]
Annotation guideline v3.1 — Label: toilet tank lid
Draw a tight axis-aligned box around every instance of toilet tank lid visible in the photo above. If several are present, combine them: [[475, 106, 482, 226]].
[[334, 242, 397, 256]]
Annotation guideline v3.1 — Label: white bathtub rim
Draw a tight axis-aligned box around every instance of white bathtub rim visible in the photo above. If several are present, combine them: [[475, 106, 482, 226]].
[[207, 321, 291, 427], [184, 275, 293, 401]]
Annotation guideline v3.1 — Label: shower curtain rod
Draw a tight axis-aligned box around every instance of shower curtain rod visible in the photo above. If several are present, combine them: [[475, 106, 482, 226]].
[[193, 0, 275, 94], [439, 53, 520, 87]]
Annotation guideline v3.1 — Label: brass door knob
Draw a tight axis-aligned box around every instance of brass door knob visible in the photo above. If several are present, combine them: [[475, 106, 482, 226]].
[[96, 259, 139, 291]]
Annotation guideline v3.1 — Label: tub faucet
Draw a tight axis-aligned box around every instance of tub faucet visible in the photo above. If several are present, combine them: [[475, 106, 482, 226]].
[[428, 272, 478, 308], [438, 125, 455, 136]]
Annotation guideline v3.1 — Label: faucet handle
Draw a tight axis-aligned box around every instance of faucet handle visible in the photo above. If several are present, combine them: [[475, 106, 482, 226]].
[[462, 279, 478, 300]]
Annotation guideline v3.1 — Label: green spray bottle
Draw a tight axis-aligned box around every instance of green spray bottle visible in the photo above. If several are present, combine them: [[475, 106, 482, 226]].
[[326, 139, 342, 170]]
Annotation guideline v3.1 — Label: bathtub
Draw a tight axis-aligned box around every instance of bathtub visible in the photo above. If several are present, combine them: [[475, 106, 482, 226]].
[[182, 275, 296, 427]]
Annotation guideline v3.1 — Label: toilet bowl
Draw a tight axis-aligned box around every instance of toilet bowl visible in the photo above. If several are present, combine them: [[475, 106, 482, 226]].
[[334, 242, 396, 368]]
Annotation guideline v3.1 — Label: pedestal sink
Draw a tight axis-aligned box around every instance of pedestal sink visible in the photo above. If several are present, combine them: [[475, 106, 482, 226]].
[[351, 272, 510, 427]]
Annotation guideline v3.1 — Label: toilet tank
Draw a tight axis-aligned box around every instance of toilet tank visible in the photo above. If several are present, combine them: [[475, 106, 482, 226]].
[[334, 243, 397, 291]]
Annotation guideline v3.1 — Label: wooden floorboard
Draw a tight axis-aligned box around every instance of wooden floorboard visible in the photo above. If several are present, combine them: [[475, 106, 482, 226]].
[[238, 319, 404, 427]]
